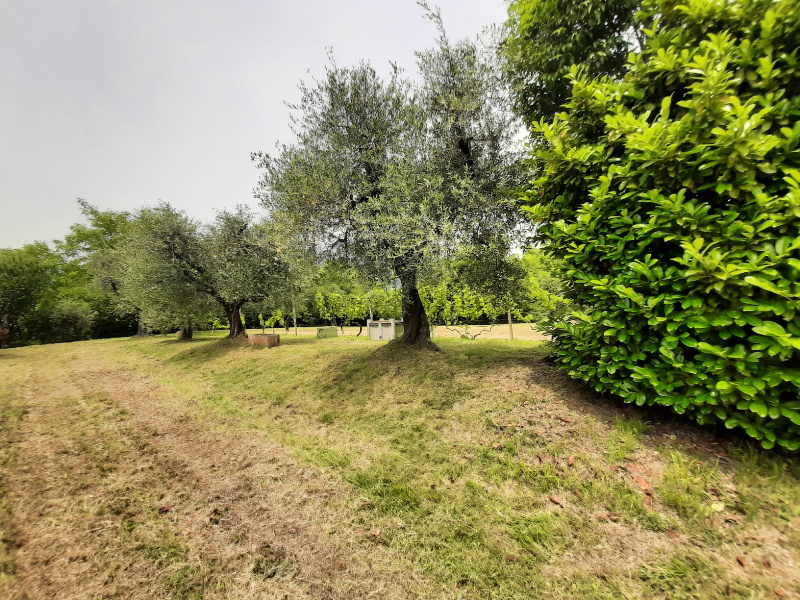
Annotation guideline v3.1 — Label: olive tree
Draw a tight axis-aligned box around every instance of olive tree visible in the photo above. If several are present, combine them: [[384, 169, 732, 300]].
[[255, 11, 524, 347], [456, 238, 529, 340], [119, 204, 282, 339]]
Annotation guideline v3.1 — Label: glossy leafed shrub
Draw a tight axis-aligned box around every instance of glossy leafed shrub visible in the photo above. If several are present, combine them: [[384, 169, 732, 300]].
[[524, 0, 800, 449]]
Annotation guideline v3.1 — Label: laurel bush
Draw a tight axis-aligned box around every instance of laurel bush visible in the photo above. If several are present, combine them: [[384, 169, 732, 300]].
[[524, 0, 800, 449]]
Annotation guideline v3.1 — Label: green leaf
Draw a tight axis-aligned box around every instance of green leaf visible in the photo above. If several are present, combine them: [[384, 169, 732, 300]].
[[749, 401, 768, 418], [753, 321, 788, 338], [745, 276, 793, 298]]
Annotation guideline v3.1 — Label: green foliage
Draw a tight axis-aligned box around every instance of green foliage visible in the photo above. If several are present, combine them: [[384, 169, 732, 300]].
[[501, 0, 642, 123], [56, 200, 138, 338], [0, 238, 131, 345], [456, 238, 529, 311], [421, 281, 501, 330], [119, 205, 216, 335], [418, 248, 568, 334], [314, 290, 372, 329], [523, 0, 800, 449], [48, 298, 96, 343], [255, 11, 524, 343], [0, 245, 52, 342], [366, 288, 402, 320], [521, 248, 570, 321], [118, 204, 283, 338], [258, 310, 284, 334]]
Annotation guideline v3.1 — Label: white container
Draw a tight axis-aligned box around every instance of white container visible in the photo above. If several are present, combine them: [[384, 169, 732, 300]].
[[367, 319, 404, 341]]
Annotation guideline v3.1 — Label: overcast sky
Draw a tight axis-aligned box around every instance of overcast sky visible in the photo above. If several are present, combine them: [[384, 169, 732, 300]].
[[0, 0, 508, 248]]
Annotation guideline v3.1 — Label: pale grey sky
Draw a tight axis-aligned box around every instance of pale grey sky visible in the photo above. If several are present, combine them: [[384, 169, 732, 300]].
[[0, 0, 508, 248]]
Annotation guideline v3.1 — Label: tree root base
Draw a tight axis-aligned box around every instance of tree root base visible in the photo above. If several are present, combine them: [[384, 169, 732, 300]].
[[384, 338, 440, 352]]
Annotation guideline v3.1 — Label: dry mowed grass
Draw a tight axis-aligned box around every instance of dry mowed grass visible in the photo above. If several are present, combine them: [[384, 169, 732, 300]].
[[0, 332, 798, 599], [250, 323, 548, 341]]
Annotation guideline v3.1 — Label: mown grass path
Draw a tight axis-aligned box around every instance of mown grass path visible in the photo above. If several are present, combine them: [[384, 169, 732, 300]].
[[1, 333, 798, 599]]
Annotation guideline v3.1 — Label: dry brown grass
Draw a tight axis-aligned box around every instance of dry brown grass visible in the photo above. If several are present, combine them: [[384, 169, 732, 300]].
[[0, 346, 410, 600]]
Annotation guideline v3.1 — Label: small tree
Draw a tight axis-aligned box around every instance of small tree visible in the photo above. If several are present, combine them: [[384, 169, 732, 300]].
[[258, 310, 284, 335]]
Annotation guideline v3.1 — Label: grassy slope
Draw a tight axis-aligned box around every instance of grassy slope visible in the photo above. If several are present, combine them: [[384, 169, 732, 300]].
[[2, 332, 799, 599], [0, 369, 24, 586]]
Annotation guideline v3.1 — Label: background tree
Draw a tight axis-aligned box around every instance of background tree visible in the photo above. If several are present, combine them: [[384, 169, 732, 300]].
[[365, 287, 402, 321], [204, 207, 283, 338], [315, 291, 369, 334], [456, 238, 529, 340], [270, 219, 322, 335], [256, 11, 524, 347], [520, 248, 569, 323], [501, 0, 642, 123], [523, 0, 800, 449], [48, 298, 96, 343], [257, 309, 284, 335], [119, 204, 282, 339], [120, 206, 218, 340], [58, 199, 138, 337], [421, 281, 501, 340], [0, 245, 52, 346]]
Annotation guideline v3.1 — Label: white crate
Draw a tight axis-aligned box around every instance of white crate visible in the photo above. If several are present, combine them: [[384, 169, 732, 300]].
[[367, 319, 404, 341]]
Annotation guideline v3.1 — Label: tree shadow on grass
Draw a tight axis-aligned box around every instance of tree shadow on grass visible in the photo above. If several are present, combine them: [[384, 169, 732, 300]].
[[154, 338, 207, 345], [312, 339, 551, 412], [346, 338, 798, 477], [510, 353, 800, 485], [162, 334, 323, 365], [272, 336, 320, 347], [163, 338, 247, 364]]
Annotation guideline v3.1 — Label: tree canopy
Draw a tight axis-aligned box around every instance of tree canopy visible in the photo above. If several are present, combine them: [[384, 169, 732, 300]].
[[119, 204, 283, 339], [501, 0, 642, 123], [255, 11, 525, 347]]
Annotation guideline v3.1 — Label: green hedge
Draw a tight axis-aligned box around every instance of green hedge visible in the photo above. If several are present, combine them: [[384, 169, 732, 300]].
[[524, 0, 800, 449]]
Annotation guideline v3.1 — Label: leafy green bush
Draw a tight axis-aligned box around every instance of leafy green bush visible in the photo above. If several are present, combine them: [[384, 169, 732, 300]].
[[501, 0, 641, 122], [524, 0, 800, 449], [49, 298, 96, 343]]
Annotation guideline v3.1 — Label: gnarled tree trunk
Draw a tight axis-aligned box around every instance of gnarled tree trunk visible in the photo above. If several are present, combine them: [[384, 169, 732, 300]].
[[135, 319, 149, 337], [224, 302, 248, 339], [178, 326, 193, 341], [395, 263, 435, 348]]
